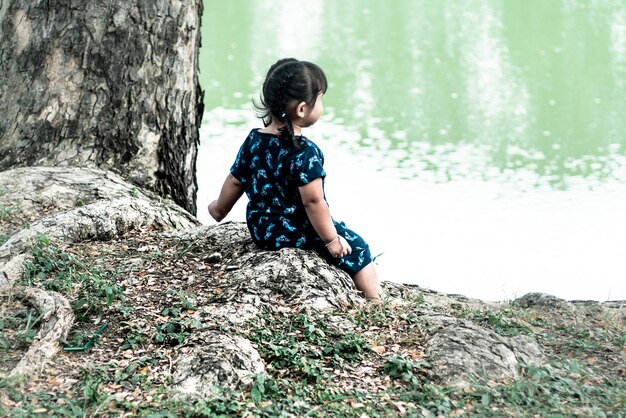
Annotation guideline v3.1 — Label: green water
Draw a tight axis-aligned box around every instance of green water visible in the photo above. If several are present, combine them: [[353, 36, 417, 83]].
[[199, 0, 626, 187], [197, 1, 626, 300]]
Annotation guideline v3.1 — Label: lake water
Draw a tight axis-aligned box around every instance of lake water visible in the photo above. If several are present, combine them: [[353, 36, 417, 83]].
[[196, 0, 626, 301]]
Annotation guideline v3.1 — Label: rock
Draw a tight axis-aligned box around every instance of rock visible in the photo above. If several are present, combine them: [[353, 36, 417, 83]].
[[197, 303, 260, 326], [195, 223, 364, 310], [172, 331, 264, 398], [513, 292, 572, 310], [422, 313, 545, 388], [205, 252, 222, 263]]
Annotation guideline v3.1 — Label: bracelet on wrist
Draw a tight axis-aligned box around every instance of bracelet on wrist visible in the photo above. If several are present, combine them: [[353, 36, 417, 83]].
[[325, 236, 339, 247]]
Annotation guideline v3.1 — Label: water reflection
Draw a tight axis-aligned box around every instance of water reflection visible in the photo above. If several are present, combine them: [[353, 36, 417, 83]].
[[198, 1, 626, 300]]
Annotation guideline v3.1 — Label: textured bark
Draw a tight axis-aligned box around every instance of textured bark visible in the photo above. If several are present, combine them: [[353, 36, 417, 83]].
[[0, 166, 182, 234], [0, 253, 31, 289], [1, 286, 74, 379], [172, 222, 365, 311], [422, 312, 545, 388], [168, 223, 364, 399], [0, 197, 199, 270], [0, 0, 204, 214], [172, 331, 265, 398]]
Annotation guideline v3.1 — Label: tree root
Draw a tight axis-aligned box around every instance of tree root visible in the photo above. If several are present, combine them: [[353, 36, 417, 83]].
[[0, 197, 199, 269], [0, 286, 74, 379]]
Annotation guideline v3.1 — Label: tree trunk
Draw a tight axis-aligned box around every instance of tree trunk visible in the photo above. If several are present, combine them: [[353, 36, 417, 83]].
[[0, 0, 204, 215]]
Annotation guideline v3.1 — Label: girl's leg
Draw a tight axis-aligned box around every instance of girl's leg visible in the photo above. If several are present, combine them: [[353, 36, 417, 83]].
[[352, 262, 382, 299]]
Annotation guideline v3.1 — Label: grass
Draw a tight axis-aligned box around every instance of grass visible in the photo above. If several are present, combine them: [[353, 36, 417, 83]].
[[0, 305, 42, 355], [9, 234, 128, 352], [0, 187, 22, 245], [1, 229, 623, 417], [2, 302, 624, 417], [21, 234, 126, 323]]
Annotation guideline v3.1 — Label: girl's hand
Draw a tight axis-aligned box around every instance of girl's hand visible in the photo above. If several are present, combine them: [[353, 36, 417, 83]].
[[326, 236, 352, 258]]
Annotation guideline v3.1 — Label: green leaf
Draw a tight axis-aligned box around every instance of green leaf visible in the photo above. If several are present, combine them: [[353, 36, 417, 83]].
[[251, 385, 262, 403]]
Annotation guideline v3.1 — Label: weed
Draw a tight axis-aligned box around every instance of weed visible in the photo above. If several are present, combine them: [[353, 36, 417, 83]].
[[0, 199, 19, 220], [460, 308, 533, 337], [22, 234, 126, 322], [120, 320, 150, 350], [461, 360, 626, 416], [152, 290, 200, 346], [244, 311, 371, 383], [383, 356, 430, 387], [345, 302, 401, 329], [0, 305, 42, 352], [250, 373, 282, 403], [154, 317, 197, 345]]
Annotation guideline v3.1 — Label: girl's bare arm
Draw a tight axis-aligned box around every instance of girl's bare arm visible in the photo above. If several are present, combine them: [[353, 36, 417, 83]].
[[208, 173, 244, 222], [299, 178, 351, 257]]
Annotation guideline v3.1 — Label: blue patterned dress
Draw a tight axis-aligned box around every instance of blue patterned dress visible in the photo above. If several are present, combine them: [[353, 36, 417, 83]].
[[230, 128, 372, 275]]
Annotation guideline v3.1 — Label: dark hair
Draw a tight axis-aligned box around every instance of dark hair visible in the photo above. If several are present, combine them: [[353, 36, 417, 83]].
[[255, 58, 328, 149]]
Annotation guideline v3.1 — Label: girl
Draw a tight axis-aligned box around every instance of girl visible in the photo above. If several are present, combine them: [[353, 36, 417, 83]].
[[208, 58, 382, 300]]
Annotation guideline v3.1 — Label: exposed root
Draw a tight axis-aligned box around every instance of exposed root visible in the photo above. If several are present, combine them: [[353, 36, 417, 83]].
[[0, 286, 74, 379], [0, 197, 199, 266]]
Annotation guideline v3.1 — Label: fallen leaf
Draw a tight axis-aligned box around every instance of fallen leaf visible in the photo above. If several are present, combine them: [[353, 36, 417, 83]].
[[371, 343, 386, 355], [1, 398, 16, 408], [391, 401, 406, 414]]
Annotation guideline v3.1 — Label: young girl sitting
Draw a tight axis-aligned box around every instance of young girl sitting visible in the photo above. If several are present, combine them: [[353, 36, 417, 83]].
[[208, 58, 382, 300]]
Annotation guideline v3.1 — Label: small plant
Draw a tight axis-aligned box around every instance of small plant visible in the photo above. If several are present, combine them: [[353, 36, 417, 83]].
[[0, 305, 42, 352], [61, 328, 94, 348], [0, 191, 20, 220], [23, 234, 126, 321], [163, 289, 196, 315], [461, 308, 533, 337], [250, 373, 281, 403], [383, 356, 430, 387], [322, 332, 369, 361], [153, 290, 200, 346], [120, 320, 149, 350], [154, 317, 197, 345]]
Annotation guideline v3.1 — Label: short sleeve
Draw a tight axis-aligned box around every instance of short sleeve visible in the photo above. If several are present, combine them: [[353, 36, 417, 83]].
[[230, 137, 250, 183], [291, 143, 326, 186]]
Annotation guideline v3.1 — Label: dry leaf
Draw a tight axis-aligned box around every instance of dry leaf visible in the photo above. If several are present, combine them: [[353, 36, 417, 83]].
[[371, 343, 386, 355], [391, 401, 406, 414]]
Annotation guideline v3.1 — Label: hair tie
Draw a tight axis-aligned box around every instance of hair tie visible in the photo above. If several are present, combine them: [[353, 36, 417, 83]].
[[280, 112, 286, 118]]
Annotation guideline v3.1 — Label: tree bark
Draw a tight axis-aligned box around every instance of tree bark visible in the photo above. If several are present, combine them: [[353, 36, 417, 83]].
[[0, 0, 204, 215]]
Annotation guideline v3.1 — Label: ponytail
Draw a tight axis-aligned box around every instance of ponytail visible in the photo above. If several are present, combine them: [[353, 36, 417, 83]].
[[254, 58, 328, 150]]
